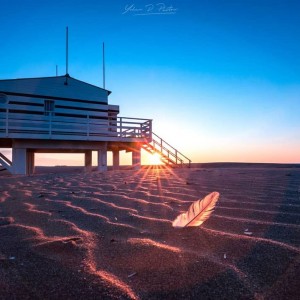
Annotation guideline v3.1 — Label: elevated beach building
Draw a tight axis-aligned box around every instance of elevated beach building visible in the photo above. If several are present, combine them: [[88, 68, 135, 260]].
[[0, 74, 190, 175]]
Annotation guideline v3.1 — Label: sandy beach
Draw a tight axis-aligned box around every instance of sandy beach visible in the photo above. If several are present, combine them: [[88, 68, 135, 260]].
[[0, 164, 299, 299]]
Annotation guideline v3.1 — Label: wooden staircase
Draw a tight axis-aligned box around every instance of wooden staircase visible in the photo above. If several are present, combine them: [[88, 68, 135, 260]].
[[142, 132, 191, 167], [0, 152, 12, 173]]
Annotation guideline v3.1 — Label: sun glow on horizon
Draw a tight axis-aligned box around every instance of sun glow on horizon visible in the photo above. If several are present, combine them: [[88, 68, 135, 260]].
[[146, 152, 163, 166]]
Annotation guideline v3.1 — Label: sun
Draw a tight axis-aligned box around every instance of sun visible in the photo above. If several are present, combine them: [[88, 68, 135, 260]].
[[148, 152, 163, 165]]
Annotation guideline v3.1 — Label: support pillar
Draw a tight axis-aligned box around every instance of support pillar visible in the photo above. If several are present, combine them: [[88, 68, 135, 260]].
[[97, 143, 107, 171], [27, 151, 35, 175], [112, 149, 120, 170], [84, 150, 92, 172], [132, 146, 141, 170], [12, 148, 35, 175]]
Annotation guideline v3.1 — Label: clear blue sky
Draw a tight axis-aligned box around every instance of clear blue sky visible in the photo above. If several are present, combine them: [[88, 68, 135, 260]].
[[1, 0, 299, 163]]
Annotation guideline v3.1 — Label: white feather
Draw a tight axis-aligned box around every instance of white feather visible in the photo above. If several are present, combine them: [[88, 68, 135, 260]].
[[172, 192, 220, 228]]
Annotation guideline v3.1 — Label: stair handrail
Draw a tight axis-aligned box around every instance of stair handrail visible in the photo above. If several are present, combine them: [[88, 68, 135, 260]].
[[0, 152, 12, 166], [152, 140, 183, 164], [152, 132, 191, 166], [0, 152, 12, 171]]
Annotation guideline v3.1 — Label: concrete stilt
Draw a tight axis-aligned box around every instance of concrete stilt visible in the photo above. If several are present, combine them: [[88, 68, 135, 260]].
[[132, 146, 141, 170], [12, 148, 29, 175], [97, 148, 107, 171], [27, 151, 35, 175], [84, 150, 92, 172], [112, 149, 120, 170]]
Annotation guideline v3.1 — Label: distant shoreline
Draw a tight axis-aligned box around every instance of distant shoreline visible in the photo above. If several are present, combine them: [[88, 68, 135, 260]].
[[31, 162, 300, 175], [189, 162, 300, 169], [1, 162, 299, 176]]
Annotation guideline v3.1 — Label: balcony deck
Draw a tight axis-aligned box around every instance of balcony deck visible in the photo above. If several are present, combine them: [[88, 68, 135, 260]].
[[0, 110, 152, 145]]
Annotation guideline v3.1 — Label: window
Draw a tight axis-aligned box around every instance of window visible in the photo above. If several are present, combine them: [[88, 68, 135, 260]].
[[44, 100, 55, 116]]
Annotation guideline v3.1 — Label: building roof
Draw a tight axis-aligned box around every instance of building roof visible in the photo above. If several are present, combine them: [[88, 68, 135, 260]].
[[0, 75, 111, 102]]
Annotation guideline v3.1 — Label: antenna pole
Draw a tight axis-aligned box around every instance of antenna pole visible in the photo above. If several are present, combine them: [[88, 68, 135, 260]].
[[103, 42, 105, 89], [66, 26, 69, 76], [64, 26, 69, 85]]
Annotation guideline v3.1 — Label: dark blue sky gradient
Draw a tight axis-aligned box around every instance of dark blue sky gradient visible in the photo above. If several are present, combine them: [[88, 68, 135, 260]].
[[1, 0, 299, 83]]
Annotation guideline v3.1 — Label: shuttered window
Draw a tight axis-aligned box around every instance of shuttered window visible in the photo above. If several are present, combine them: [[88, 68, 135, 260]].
[[44, 100, 55, 116]]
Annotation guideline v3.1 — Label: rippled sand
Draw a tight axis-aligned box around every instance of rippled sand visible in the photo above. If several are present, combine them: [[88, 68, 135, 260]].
[[0, 165, 299, 299]]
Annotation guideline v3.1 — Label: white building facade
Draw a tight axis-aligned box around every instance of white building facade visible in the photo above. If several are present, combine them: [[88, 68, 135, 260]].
[[0, 75, 190, 175]]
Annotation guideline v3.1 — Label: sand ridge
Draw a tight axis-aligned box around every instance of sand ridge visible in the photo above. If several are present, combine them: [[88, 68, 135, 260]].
[[0, 165, 299, 299]]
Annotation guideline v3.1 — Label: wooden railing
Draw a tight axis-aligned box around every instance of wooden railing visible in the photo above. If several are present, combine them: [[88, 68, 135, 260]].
[[0, 109, 152, 142], [150, 132, 191, 167], [117, 117, 152, 139]]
